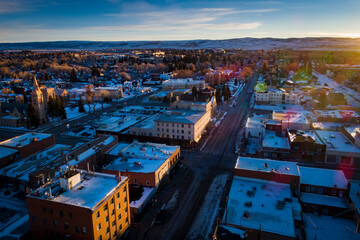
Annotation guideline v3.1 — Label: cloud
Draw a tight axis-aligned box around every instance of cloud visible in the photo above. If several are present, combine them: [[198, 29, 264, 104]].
[[0, 0, 27, 13]]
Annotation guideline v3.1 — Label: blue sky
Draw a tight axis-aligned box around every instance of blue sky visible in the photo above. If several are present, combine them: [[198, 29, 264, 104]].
[[0, 0, 359, 42]]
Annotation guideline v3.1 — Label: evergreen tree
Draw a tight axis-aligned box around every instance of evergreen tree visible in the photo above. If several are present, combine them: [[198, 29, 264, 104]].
[[70, 68, 78, 82], [78, 99, 85, 113], [27, 103, 39, 128], [48, 96, 55, 120], [54, 97, 66, 119], [215, 89, 222, 104], [91, 65, 100, 77]]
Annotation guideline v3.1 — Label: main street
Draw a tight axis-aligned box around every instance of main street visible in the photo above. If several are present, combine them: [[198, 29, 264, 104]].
[[141, 71, 259, 240]]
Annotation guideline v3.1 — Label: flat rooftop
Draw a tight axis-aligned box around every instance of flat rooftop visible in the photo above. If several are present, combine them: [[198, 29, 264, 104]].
[[262, 131, 290, 150], [155, 110, 206, 124], [0, 132, 53, 148], [245, 117, 266, 128], [301, 193, 347, 208], [108, 142, 179, 160], [299, 166, 348, 189], [343, 125, 360, 138], [104, 157, 166, 173], [314, 110, 360, 119], [0, 146, 18, 158], [315, 130, 360, 154], [288, 130, 322, 144], [235, 157, 299, 176], [48, 171, 127, 209], [226, 176, 296, 238]]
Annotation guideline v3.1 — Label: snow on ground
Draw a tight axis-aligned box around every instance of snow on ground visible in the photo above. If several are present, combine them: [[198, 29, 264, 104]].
[[187, 174, 229, 240], [0, 214, 29, 239], [303, 213, 360, 240], [65, 103, 111, 120], [64, 125, 96, 138], [162, 189, 180, 210]]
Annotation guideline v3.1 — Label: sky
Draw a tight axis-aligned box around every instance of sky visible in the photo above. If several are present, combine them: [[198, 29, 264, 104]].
[[0, 0, 360, 42]]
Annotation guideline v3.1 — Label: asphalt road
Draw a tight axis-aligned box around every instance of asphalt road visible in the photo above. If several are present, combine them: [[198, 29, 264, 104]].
[[141, 71, 260, 240]]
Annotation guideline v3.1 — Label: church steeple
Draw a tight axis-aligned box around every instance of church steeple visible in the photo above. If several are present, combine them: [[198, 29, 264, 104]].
[[33, 76, 40, 91]]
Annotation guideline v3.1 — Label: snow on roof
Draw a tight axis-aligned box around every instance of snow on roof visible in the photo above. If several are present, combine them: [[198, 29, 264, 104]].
[[51, 171, 127, 209], [273, 110, 309, 124], [343, 125, 360, 139], [130, 187, 156, 209], [107, 142, 131, 157], [105, 157, 166, 173], [235, 157, 299, 176], [155, 110, 205, 124], [0, 132, 52, 148], [0, 146, 18, 159], [301, 193, 347, 208], [245, 117, 266, 129], [226, 176, 296, 237], [314, 110, 360, 119], [315, 130, 360, 154], [299, 167, 348, 189], [162, 78, 204, 86], [288, 130, 322, 144], [312, 122, 342, 130], [350, 181, 360, 209], [262, 131, 290, 150]]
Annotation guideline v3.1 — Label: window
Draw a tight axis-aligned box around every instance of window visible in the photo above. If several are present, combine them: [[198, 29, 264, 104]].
[[64, 223, 69, 231], [188, 131, 191, 134], [331, 189, 337, 196], [339, 191, 343, 198], [123, 187, 126, 192], [97, 223, 101, 231], [119, 224, 122, 231], [111, 209, 115, 216], [103, 204, 108, 211], [32, 216, 38, 223], [98, 235, 102, 240], [105, 215, 109, 223], [146, 181, 150, 186], [311, 186, 315, 192], [82, 227, 87, 234], [118, 214, 121, 220], [43, 207, 46, 213], [110, 198, 114, 204], [294, 146, 299, 150], [116, 192, 120, 198], [181, 130, 184, 133], [113, 231, 117, 237], [305, 186, 310, 192], [125, 207, 128, 213], [106, 227, 110, 234], [49, 208, 53, 214], [181, 124, 184, 128], [124, 197, 127, 203], [96, 211, 100, 219], [76, 226, 80, 233], [117, 203, 120, 210], [134, 178, 137, 184], [59, 210, 63, 217], [112, 220, 116, 227], [125, 217, 129, 223], [54, 220, 58, 227], [318, 188, 323, 194], [43, 218, 47, 226], [69, 212, 72, 218]]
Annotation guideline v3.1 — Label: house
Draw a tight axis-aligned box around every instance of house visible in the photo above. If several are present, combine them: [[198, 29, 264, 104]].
[[299, 166, 349, 215], [273, 111, 310, 131], [162, 78, 205, 91], [341, 125, 360, 149], [26, 169, 131, 240]]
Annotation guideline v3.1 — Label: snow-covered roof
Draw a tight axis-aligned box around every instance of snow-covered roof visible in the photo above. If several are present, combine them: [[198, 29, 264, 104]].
[[315, 130, 360, 154], [314, 110, 360, 119], [301, 193, 347, 208], [235, 157, 299, 176], [49, 171, 127, 209], [343, 125, 360, 139], [155, 110, 206, 124], [0, 132, 52, 148], [299, 167, 348, 189], [245, 117, 266, 129], [288, 130, 322, 144], [262, 131, 290, 150], [350, 180, 360, 209], [162, 78, 204, 86], [105, 157, 166, 173], [0, 146, 18, 159], [226, 176, 296, 237], [130, 187, 156, 209]]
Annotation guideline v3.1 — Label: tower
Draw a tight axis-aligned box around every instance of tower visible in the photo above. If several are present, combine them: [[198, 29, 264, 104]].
[[31, 77, 46, 124]]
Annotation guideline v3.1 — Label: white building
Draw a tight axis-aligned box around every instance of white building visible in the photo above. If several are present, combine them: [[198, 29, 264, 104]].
[[162, 78, 205, 91]]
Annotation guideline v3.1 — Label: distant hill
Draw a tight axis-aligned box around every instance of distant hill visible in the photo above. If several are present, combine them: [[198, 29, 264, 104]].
[[1, 38, 360, 51]]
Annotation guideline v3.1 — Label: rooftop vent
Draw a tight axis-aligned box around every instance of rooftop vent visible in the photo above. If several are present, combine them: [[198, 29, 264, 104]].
[[243, 210, 250, 219], [134, 161, 141, 166], [276, 200, 286, 210], [247, 190, 255, 197], [245, 201, 252, 207]]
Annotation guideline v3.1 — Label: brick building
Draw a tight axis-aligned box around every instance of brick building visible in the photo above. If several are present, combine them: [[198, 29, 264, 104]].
[[0, 132, 55, 159], [103, 141, 180, 188], [27, 169, 131, 240], [0, 146, 18, 168]]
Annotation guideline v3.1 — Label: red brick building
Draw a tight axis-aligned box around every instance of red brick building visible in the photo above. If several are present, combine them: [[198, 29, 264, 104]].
[[27, 170, 131, 240], [0, 146, 18, 168], [0, 132, 55, 159]]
